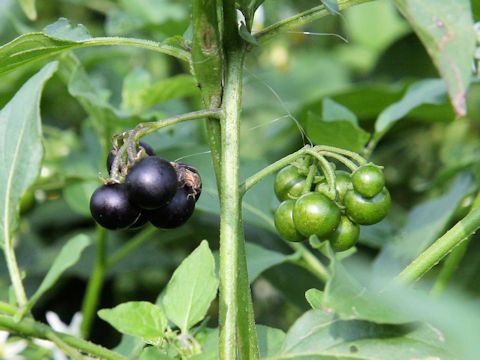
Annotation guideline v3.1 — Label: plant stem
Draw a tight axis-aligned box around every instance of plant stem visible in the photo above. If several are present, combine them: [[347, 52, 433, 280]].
[[3, 236, 27, 309], [219, 1, 259, 357], [219, 50, 252, 360], [430, 239, 469, 297], [107, 226, 156, 268], [0, 314, 125, 360], [241, 147, 309, 194], [107, 226, 190, 268], [80, 226, 107, 339], [80, 37, 191, 63], [395, 207, 480, 285], [0, 302, 16, 315], [254, 0, 374, 44], [317, 151, 358, 171], [191, 0, 224, 186], [286, 243, 330, 282], [133, 109, 222, 140]]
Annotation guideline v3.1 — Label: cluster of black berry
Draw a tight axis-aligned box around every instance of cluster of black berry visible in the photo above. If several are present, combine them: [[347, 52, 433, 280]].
[[90, 142, 202, 230]]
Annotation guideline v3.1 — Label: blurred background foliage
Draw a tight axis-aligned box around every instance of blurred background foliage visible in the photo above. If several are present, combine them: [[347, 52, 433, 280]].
[[1, 0, 480, 354]]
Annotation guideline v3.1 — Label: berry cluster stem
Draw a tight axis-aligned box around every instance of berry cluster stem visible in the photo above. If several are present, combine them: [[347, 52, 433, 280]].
[[395, 207, 480, 285]]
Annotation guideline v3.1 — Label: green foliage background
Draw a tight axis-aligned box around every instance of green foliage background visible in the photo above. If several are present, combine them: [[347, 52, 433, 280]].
[[1, 0, 480, 358]]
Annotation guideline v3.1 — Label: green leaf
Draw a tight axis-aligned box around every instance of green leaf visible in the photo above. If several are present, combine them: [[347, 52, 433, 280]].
[[0, 62, 58, 245], [245, 242, 287, 282], [375, 79, 447, 141], [27, 234, 90, 310], [273, 310, 451, 359], [0, 18, 189, 76], [17, 0, 37, 20], [98, 301, 167, 344], [162, 240, 218, 333], [239, 23, 259, 46], [322, 97, 357, 124], [281, 311, 449, 358], [44, 17, 91, 41], [306, 111, 370, 152], [305, 288, 323, 309], [139, 347, 173, 360], [63, 180, 99, 216], [394, 0, 476, 116], [257, 325, 285, 358], [374, 173, 474, 276]]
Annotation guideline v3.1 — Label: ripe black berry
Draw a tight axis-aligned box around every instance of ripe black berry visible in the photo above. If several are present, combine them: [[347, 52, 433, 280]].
[[107, 141, 155, 175], [125, 156, 177, 209], [90, 184, 140, 230], [146, 186, 196, 229]]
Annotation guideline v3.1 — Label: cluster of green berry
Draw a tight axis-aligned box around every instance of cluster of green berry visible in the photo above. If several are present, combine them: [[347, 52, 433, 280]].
[[274, 158, 391, 252]]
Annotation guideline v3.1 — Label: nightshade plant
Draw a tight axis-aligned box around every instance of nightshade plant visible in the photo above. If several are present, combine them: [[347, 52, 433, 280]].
[[1, 0, 480, 359]]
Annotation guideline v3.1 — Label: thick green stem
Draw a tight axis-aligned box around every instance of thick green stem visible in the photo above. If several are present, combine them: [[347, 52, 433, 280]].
[[218, 2, 259, 356], [430, 239, 470, 297], [219, 50, 254, 360], [254, 0, 374, 44], [80, 226, 107, 339], [395, 207, 480, 285], [3, 236, 27, 309], [191, 0, 224, 186], [0, 315, 125, 360]]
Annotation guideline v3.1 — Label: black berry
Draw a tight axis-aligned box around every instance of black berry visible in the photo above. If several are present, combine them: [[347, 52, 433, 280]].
[[90, 184, 140, 230], [125, 156, 177, 209], [146, 186, 196, 229]]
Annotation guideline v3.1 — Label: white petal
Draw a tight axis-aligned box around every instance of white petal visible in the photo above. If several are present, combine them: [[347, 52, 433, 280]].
[[53, 348, 68, 360], [46, 312, 68, 333], [68, 312, 83, 335], [0, 330, 9, 343], [4, 339, 27, 357], [33, 338, 55, 350]]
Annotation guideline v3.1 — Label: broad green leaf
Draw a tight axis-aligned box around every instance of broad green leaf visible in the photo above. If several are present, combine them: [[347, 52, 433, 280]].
[[322, 97, 357, 124], [123, 73, 199, 114], [0, 18, 189, 76], [139, 347, 173, 360], [98, 301, 167, 344], [374, 79, 447, 141], [113, 335, 144, 359], [27, 234, 90, 310], [63, 180, 98, 216], [314, 259, 413, 324], [394, 0, 476, 116], [273, 310, 451, 359], [306, 112, 370, 152], [245, 242, 287, 282], [18, 0, 37, 20], [121, 70, 199, 113], [162, 240, 218, 333], [0, 62, 58, 244], [345, 1, 409, 53], [374, 173, 473, 276], [257, 325, 285, 358]]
